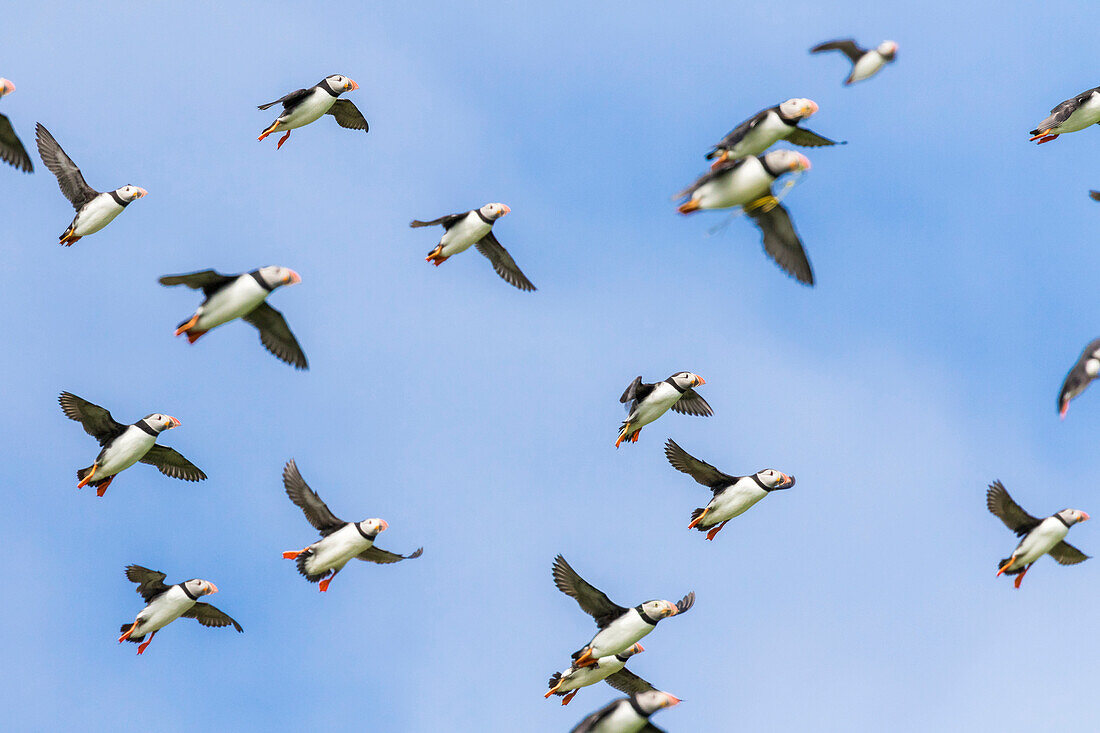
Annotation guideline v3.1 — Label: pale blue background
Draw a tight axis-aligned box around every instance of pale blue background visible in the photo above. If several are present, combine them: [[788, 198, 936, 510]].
[[2, 2, 1099, 730]]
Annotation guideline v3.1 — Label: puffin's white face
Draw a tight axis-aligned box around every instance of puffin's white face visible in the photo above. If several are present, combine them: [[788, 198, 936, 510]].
[[117, 185, 147, 202], [0, 78, 14, 98], [184, 579, 218, 597], [634, 690, 681, 714], [778, 98, 818, 121], [257, 266, 302, 289], [757, 469, 795, 489], [481, 203, 511, 221], [619, 642, 645, 660], [326, 74, 359, 93], [669, 372, 705, 391], [640, 599, 678, 620], [764, 149, 812, 174], [358, 518, 389, 535], [877, 41, 898, 58], [143, 413, 180, 432], [1058, 509, 1090, 526]]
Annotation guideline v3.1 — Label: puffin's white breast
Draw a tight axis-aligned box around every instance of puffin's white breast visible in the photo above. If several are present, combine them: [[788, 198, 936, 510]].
[[194, 276, 269, 331], [1057, 95, 1100, 133], [280, 89, 337, 129], [729, 111, 790, 157], [708, 479, 769, 521], [98, 426, 157, 477], [439, 213, 491, 256], [629, 382, 683, 428], [1014, 518, 1068, 565], [135, 586, 195, 636], [589, 612, 654, 657], [305, 523, 372, 573], [849, 52, 886, 82], [73, 194, 125, 236], [693, 157, 772, 209]]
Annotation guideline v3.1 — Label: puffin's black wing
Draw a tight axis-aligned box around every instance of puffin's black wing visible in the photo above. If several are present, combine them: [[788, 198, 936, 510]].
[[242, 302, 308, 370], [158, 270, 237, 298], [570, 699, 621, 733], [0, 114, 32, 172], [409, 213, 467, 229], [675, 591, 695, 615], [670, 388, 713, 417], [786, 127, 842, 148], [552, 555, 627, 629], [1049, 540, 1090, 566], [641, 724, 668, 733], [35, 123, 97, 209], [475, 231, 537, 291], [620, 377, 655, 410], [356, 546, 424, 564], [810, 39, 865, 62], [707, 109, 770, 158], [326, 99, 368, 132], [59, 392, 126, 445], [139, 445, 207, 482], [257, 88, 311, 111], [1090, 190, 1100, 201], [605, 668, 656, 695], [664, 439, 735, 490], [282, 460, 345, 535], [746, 199, 814, 285], [1031, 89, 1100, 135], [124, 565, 170, 603], [675, 157, 748, 200], [182, 602, 243, 632], [986, 481, 1042, 537]]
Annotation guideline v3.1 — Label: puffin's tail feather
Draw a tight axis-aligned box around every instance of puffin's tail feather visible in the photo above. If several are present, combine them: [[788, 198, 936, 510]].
[[119, 623, 145, 642], [998, 558, 1024, 576], [690, 507, 709, 530], [548, 672, 562, 690], [295, 549, 328, 583]]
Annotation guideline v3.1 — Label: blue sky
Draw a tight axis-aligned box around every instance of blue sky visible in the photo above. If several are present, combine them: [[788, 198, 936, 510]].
[[3, 1, 1100, 730]]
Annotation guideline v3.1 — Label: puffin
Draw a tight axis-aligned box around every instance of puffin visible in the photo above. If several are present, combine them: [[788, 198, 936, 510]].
[[664, 438, 794, 541], [35, 123, 145, 246], [281, 460, 423, 592], [677, 150, 814, 285], [706, 98, 840, 167], [1058, 338, 1100, 418], [1090, 191, 1099, 201], [811, 39, 898, 85], [0, 78, 32, 172], [59, 392, 205, 496], [410, 203, 536, 291], [616, 372, 710, 448], [257, 74, 367, 149], [552, 554, 694, 668], [987, 481, 1090, 588], [159, 266, 307, 369], [570, 691, 680, 733], [118, 565, 241, 655], [1029, 87, 1100, 144], [546, 643, 652, 706]]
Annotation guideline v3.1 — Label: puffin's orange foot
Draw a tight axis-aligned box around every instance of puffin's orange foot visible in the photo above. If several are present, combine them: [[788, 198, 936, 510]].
[[186, 329, 208, 344], [706, 520, 728, 541], [136, 631, 156, 655], [318, 575, 333, 592], [678, 200, 701, 214], [615, 430, 628, 448], [1031, 133, 1058, 144], [688, 508, 709, 530], [996, 556, 1016, 577], [118, 622, 138, 643], [1014, 565, 1030, 589], [709, 152, 729, 170], [258, 121, 280, 142], [276, 131, 291, 149], [573, 649, 596, 668], [630, 430, 640, 443], [60, 233, 82, 246], [77, 465, 98, 489], [282, 550, 302, 560], [175, 314, 199, 337], [95, 476, 114, 497], [562, 690, 578, 705]]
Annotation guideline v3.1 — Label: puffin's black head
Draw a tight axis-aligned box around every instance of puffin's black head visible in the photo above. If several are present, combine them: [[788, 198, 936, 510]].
[[756, 469, 795, 490], [877, 40, 898, 60], [0, 78, 14, 98], [777, 98, 819, 123], [667, 372, 705, 391], [356, 518, 388, 538], [478, 203, 511, 221], [322, 74, 359, 95], [633, 690, 681, 716], [141, 413, 180, 434], [255, 266, 302, 291], [1055, 509, 1090, 526], [182, 579, 218, 597]]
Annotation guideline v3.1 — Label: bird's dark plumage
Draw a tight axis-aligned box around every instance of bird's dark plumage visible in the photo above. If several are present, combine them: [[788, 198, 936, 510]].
[[669, 389, 713, 417], [810, 39, 866, 62], [59, 391, 125, 445], [475, 231, 536, 291], [242, 302, 308, 369], [139, 445, 206, 482], [746, 200, 814, 285], [552, 554, 627, 629], [283, 459, 345, 536], [125, 565, 171, 603], [605, 668, 657, 696], [182, 603, 244, 632], [327, 99, 369, 131], [986, 481, 1041, 537], [0, 114, 32, 172], [1030, 87, 1100, 136], [35, 123, 97, 209], [664, 438, 735, 491]]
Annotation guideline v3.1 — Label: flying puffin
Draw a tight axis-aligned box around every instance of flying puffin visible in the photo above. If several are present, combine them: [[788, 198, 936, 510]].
[[1029, 87, 1100, 144], [1058, 338, 1100, 418], [409, 203, 536, 291], [546, 643, 652, 706], [677, 149, 814, 285], [35, 123, 145, 246], [664, 439, 794, 541], [1090, 191, 1099, 201], [280, 460, 423, 592], [257, 74, 367, 149], [159, 267, 307, 369], [552, 554, 694, 669], [570, 691, 681, 733], [59, 392, 205, 496], [0, 78, 32, 172], [986, 481, 1090, 589], [118, 565, 241, 655], [811, 39, 898, 85], [616, 372, 709, 448], [706, 98, 840, 167]]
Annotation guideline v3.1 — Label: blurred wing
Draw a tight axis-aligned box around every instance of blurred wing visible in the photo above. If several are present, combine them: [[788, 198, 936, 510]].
[[708, 109, 768, 157], [158, 270, 236, 297], [986, 481, 1041, 536], [326, 99, 369, 131], [676, 157, 747, 200], [570, 700, 619, 733], [356, 546, 424, 564], [242, 302, 308, 369], [1050, 541, 1090, 566], [786, 127, 842, 147], [124, 565, 169, 603], [621, 377, 655, 413], [670, 389, 713, 417], [35, 123, 97, 208], [409, 213, 466, 228], [257, 88, 311, 111], [475, 231, 537, 291], [675, 591, 695, 615], [663, 438, 734, 490], [0, 114, 32, 172], [139, 445, 207, 481], [810, 39, 865, 62], [1089, 190, 1100, 201], [604, 668, 656, 695], [183, 602, 243, 632], [59, 391, 125, 444], [282, 459, 345, 534], [746, 200, 814, 285], [552, 555, 627, 629]]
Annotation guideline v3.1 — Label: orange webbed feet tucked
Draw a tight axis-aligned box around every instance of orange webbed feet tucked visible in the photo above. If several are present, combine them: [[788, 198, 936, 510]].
[[186, 330, 208, 344], [678, 200, 701, 214], [573, 649, 596, 668], [276, 131, 291, 149], [1014, 565, 1030, 589], [562, 691, 578, 705], [95, 476, 114, 497], [688, 508, 709, 530], [175, 314, 199, 337], [258, 121, 280, 142], [996, 556, 1016, 577], [118, 622, 138, 643], [1031, 133, 1059, 144], [630, 430, 640, 443], [136, 631, 156, 655], [706, 521, 728, 541], [318, 575, 333, 592], [282, 551, 301, 560], [77, 465, 97, 489]]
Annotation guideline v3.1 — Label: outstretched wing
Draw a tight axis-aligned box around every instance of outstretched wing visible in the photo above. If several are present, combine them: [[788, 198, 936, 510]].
[[670, 389, 713, 417], [282, 459, 345, 535], [242, 302, 308, 370], [326, 99, 369, 131], [810, 39, 865, 62], [0, 114, 32, 172], [664, 438, 735, 490], [158, 270, 237, 298], [746, 200, 814, 285], [59, 392, 126, 445], [409, 212, 467, 229], [786, 127, 842, 148], [675, 591, 695, 615], [986, 481, 1042, 537], [35, 123, 97, 209], [356, 546, 424, 564], [675, 157, 748, 200], [552, 554, 627, 629], [707, 109, 770, 158], [475, 231, 537, 291], [139, 445, 207, 482], [1049, 540, 1090, 566], [182, 602, 243, 632], [257, 88, 311, 111], [570, 699, 620, 733], [605, 668, 656, 696], [124, 565, 170, 603], [620, 377, 655, 412]]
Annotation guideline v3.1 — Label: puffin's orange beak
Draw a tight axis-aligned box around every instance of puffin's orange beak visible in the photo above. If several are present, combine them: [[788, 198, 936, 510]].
[[378, 519, 389, 531], [803, 100, 818, 117], [1080, 512, 1091, 522], [207, 582, 219, 594], [694, 376, 705, 387], [634, 643, 645, 653], [500, 204, 511, 215], [286, 270, 302, 285], [134, 188, 148, 199], [167, 416, 181, 429], [347, 79, 359, 91], [0, 79, 14, 96], [663, 693, 681, 707]]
